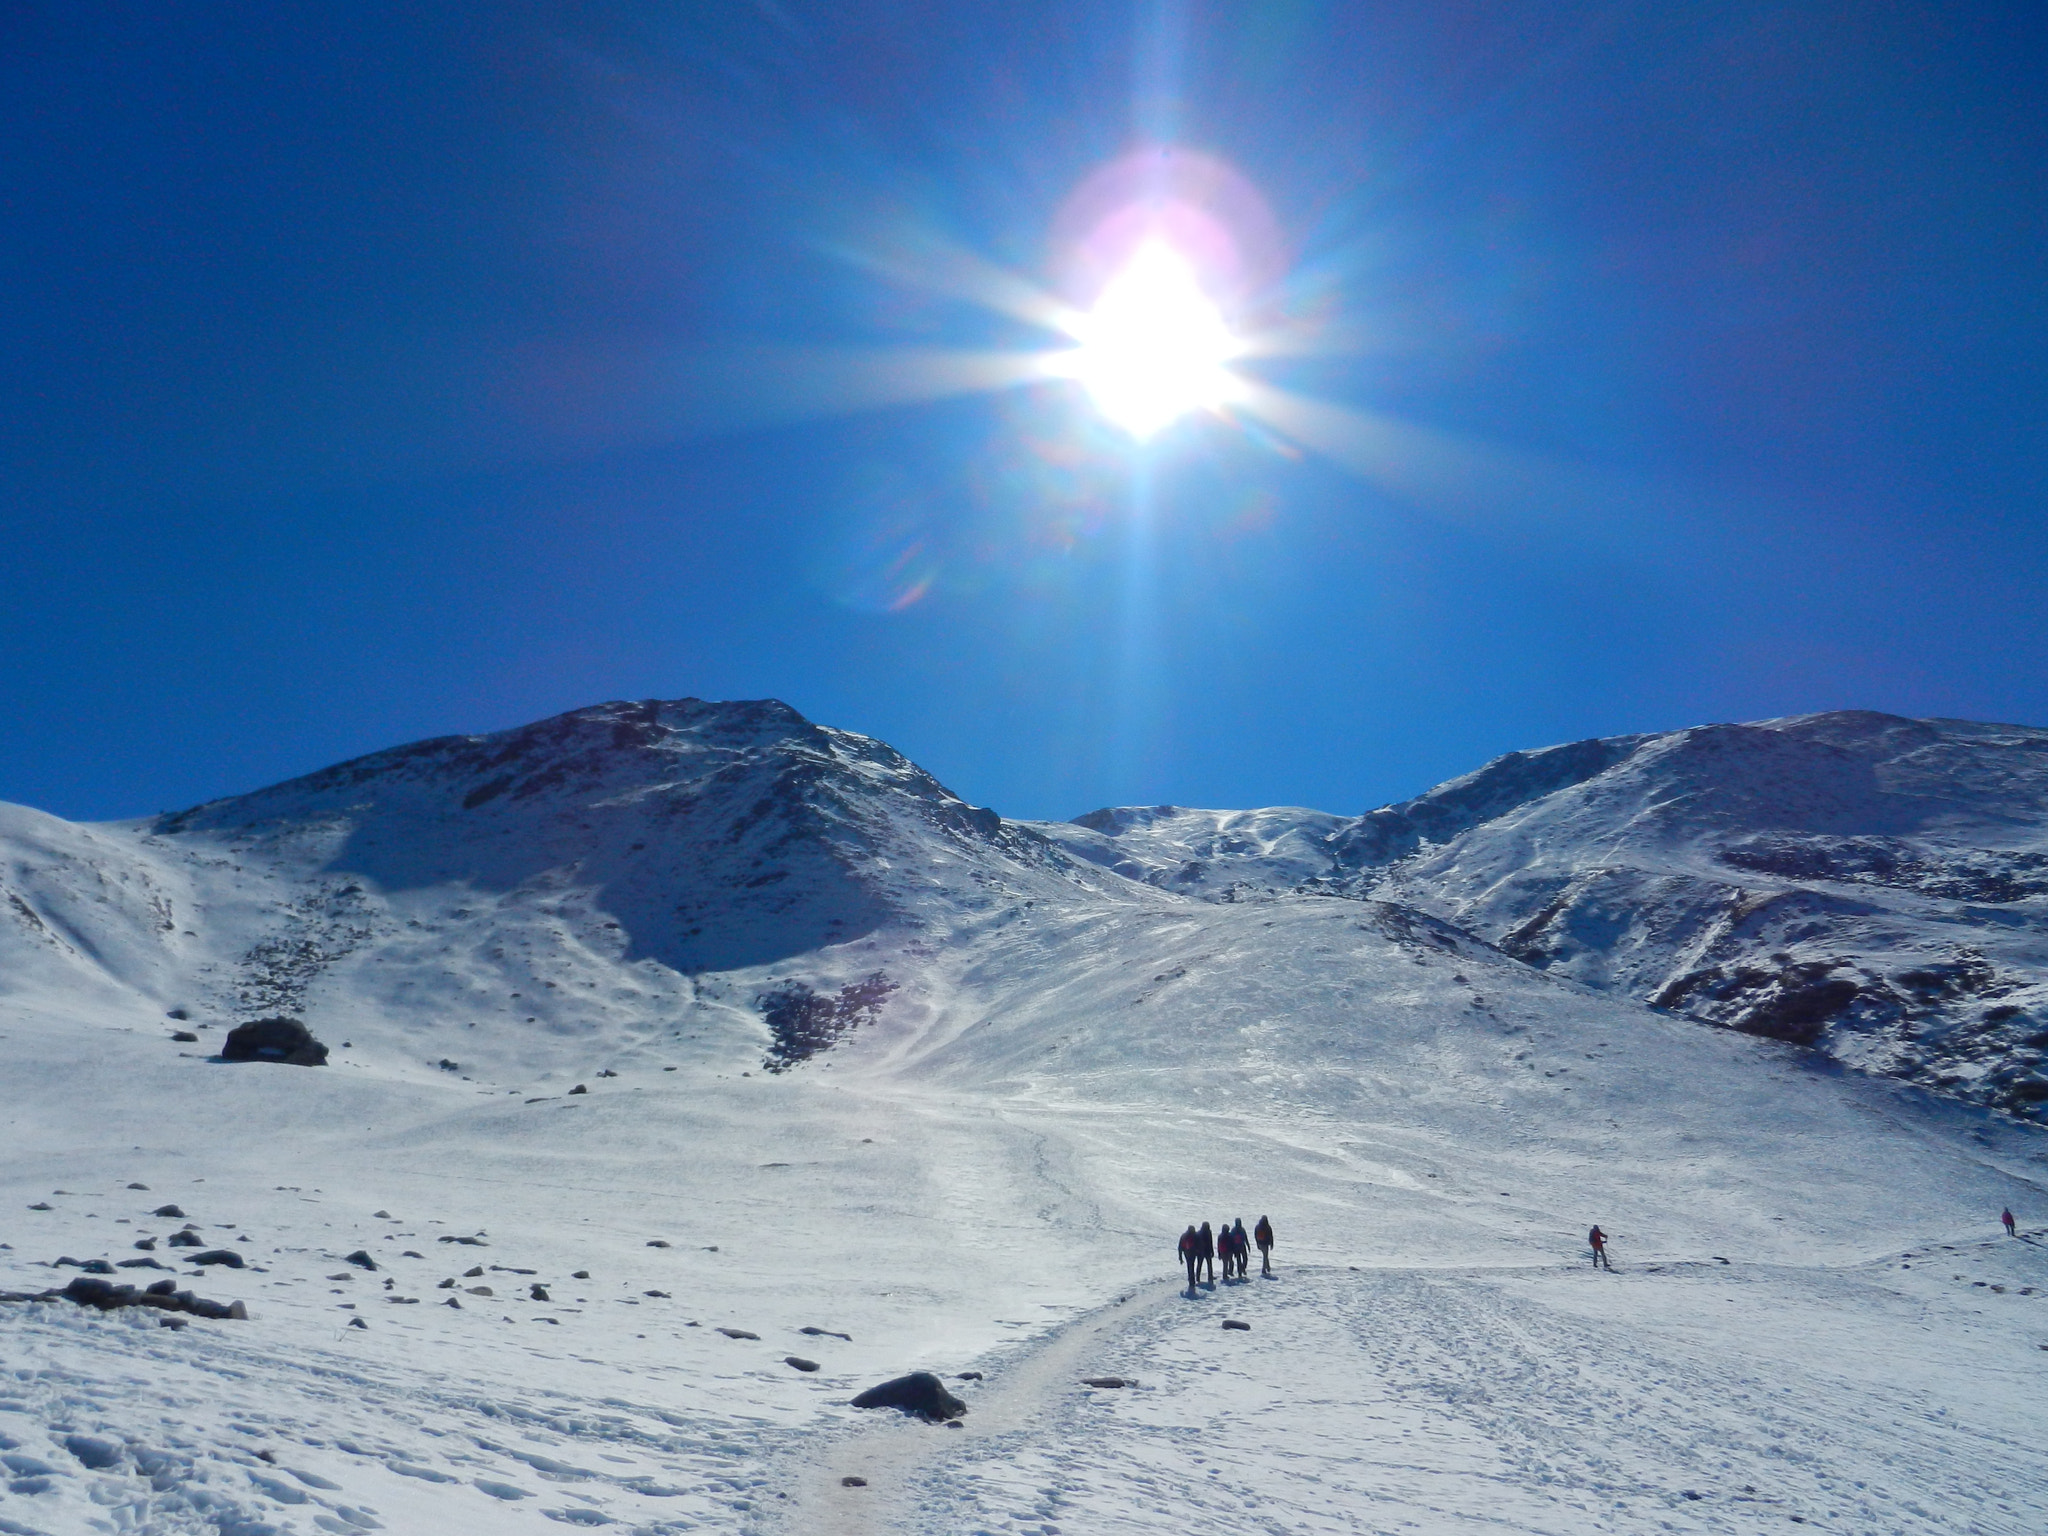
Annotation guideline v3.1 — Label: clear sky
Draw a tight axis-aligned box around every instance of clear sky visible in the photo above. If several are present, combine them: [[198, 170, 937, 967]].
[[4, 2, 2044, 825]]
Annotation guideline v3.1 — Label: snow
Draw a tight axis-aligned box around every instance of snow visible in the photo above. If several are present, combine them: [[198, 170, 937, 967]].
[[1, 698, 2045, 1534]]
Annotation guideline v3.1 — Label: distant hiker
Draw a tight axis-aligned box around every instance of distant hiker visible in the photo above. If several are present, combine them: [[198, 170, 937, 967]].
[[1179, 1225, 1200, 1290], [1231, 1218, 1250, 1279], [2003, 1207, 2017, 1237], [1588, 1225, 1611, 1270], [1217, 1219, 1233, 1280], [1197, 1221, 1216, 1284], [1254, 1214, 1274, 1276]]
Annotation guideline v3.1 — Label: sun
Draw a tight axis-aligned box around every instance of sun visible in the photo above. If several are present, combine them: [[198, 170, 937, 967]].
[[1059, 241, 1244, 440]]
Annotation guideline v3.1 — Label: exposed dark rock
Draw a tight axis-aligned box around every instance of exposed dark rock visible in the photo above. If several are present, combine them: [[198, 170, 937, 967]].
[[572, 1270, 590, 1279], [799, 1325, 852, 1341], [784, 1356, 820, 1372], [644, 1289, 671, 1298], [760, 972, 897, 1072], [1083, 1377, 1130, 1388], [344, 1250, 378, 1270], [716, 1326, 758, 1339], [849, 1372, 967, 1422], [348, 1316, 368, 1329], [1222, 1319, 1251, 1331], [956, 1371, 983, 1381], [568, 1083, 588, 1095], [132, 1237, 156, 1250], [2, 1275, 252, 1321], [529, 1284, 550, 1302], [438, 1234, 487, 1246], [118, 1258, 170, 1270], [191, 1250, 243, 1268], [171, 1031, 199, 1043], [126, 1182, 149, 1190], [463, 1265, 484, 1277], [166, 1231, 203, 1248], [221, 1016, 329, 1066], [28, 1201, 52, 1211], [646, 1239, 671, 1248], [840, 1475, 867, 1488], [152, 1204, 186, 1218]]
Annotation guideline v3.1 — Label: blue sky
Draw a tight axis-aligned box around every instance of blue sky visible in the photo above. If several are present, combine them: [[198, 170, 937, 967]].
[[3, 2, 2044, 824]]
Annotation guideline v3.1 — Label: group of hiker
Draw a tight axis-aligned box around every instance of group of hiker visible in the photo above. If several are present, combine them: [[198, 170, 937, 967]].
[[1178, 1216, 1274, 1289]]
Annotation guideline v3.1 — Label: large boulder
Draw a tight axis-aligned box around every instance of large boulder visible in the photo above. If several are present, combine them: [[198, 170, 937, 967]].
[[849, 1372, 967, 1422], [221, 1017, 329, 1066]]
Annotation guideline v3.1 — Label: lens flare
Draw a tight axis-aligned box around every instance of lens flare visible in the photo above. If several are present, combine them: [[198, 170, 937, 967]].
[[1058, 241, 1243, 439]]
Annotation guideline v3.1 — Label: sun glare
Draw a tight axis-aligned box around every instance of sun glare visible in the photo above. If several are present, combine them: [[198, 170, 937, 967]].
[[1062, 241, 1242, 440]]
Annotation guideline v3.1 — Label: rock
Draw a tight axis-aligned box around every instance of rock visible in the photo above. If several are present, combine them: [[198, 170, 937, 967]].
[[530, 1284, 550, 1302], [646, 1239, 671, 1248], [79, 1260, 116, 1275], [849, 1372, 967, 1422], [598, 1068, 617, 1077], [438, 1234, 487, 1246], [166, 1231, 203, 1248], [159, 1315, 187, 1330], [956, 1371, 983, 1381], [1083, 1377, 1130, 1388], [784, 1356, 820, 1372], [437, 1278, 456, 1289], [191, 1250, 244, 1268], [118, 1258, 170, 1270], [373, 1210, 392, 1218], [444, 1297, 461, 1308], [402, 1250, 423, 1258], [153, 1204, 187, 1219], [133, 1237, 157, 1250], [464, 1265, 485, 1277], [167, 1008, 189, 1020], [800, 1325, 852, 1340], [466, 1286, 494, 1297], [716, 1326, 758, 1339], [171, 1031, 199, 1043], [28, 1201, 52, 1211], [841, 1475, 867, 1488], [1222, 1319, 1251, 1331], [348, 1316, 368, 1329], [644, 1289, 671, 1299], [572, 1270, 590, 1279], [344, 1250, 378, 1270], [221, 1016, 329, 1067], [52, 1275, 246, 1321], [568, 1083, 588, 1095], [126, 1182, 150, 1190]]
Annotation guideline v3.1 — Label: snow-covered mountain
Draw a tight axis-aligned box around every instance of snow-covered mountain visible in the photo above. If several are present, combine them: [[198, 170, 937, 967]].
[[1048, 710, 2048, 1120], [2, 699, 2045, 1535]]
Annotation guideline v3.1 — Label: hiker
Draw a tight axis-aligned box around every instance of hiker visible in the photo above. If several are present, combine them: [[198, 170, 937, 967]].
[[1227, 1218, 1246, 1279], [1218, 1219, 1234, 1280], [2003, 1207, 2017, 1237], [1197, 1221, 1216, 1284], [1179, 1225, 1200, 1290], [1588, 1225, 1611, 1270], [1254, 1214, 1274, 1276]]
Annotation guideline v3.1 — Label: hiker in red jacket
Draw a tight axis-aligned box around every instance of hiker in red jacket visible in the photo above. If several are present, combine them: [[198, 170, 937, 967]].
[[1588, 1225, 1612, 1270], [2003, 1207, 2017, 1237], [1178, 1225, 1199, 1290], [1254, 1214, 1274, 1276]]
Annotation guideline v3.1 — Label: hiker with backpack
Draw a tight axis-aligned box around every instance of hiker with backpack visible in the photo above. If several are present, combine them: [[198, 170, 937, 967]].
[[1588, 1225, 1612, 1270], [1254, 1214, 1274, 1276]]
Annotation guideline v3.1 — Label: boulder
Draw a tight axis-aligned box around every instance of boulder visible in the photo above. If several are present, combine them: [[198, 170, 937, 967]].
[[784, 1355, 820, 1372], [221, 1017, 329, 1067], [166, 1231, 204, 1248], [1222, 1319, 1251, 1331], [191, 1250, 244, 1268], [849, 1372, 967, 1422], [152, 1205, 186, 1218]]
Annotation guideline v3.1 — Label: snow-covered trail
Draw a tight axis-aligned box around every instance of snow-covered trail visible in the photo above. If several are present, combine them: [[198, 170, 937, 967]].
[[783, 1245, 2048, 1536]]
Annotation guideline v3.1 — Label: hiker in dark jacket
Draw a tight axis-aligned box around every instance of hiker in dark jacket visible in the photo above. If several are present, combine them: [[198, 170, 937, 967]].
[[1197, 1221, 1216, 1284], [1178, 1225, 1200, 1290], [2003, 1207, 2017, 1237], [1254, 1214, 1274, 1276], [1231, 1218, 1251, 1279]]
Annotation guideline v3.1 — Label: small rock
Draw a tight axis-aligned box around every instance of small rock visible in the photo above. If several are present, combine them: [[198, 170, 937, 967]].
[[1083, 1377, 1129, 1389], [118, 1257, 170, 1270], [127, 1182, 150, 1190], [171, 1031, 199, 1043], [437, 1278, 456, 1289], [348, 1316, 368, 1329], [436, 1234, 487, 1246], [445, 1297, 461, 1309], [572, 1270, 590, 1279], [1222, 1319, 1251, 1331], [344, 1250, 378, 1271], [568, 1084, 588, 1095], [646, 1239, 671, 1248], [373, 1210, 392, 1219], [133, 1237, 157, 1250], [849, 1372, 967, 1422], [598, 1069, 618, 1078], [956, 1371, 983, 1381], [191, 1250, 244, 1268], [28, 1201, 52, 1211], [841, 1474, 868, 1487], [464, 1265, 485, 1277], [167, 1230, 203, 1248], [645, 1289, 672, 1299], [402, 1250, 423, 1259], [153, 1205, 187, 1219], [800, 1326, 852, 1341], [159, 1315, 188, 1330], [716, 1326, 757, 1339], [530, 1284, 550, 1302], [785, 1356, 820, 1372], [466, 1286, 494, 1297]]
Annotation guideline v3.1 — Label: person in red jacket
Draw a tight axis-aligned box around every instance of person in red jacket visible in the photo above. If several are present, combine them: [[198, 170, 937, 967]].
[[1178, 1225, 1199, 1291], [1588, 1225, 1611, 1270], [1254, 1214, 1275, 1276], [2003, 1207, 2017, 1237]]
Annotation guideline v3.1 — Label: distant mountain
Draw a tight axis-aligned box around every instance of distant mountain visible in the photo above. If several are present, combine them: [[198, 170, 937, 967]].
[[1048, 711, 2048, 1119]]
